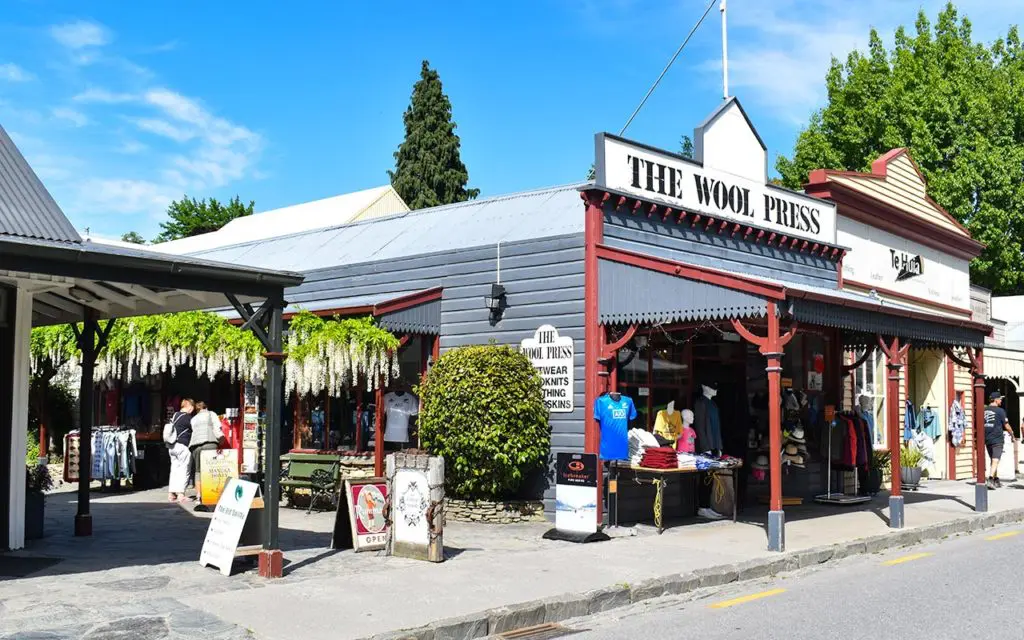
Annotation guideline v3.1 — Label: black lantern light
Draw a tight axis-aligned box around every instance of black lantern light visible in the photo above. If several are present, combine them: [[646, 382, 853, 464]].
[[483, 283, 507, 320]]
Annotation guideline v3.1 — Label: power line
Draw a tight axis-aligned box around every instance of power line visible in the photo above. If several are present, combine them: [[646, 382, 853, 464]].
[[619, 0, 719, 136]]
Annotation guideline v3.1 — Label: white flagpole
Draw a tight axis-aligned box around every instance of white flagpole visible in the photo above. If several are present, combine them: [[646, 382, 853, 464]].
[[720, 0, 729, 100]]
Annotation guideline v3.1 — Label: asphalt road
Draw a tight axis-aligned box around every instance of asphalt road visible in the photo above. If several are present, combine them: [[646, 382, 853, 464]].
[[566, 524, 1024, 640]]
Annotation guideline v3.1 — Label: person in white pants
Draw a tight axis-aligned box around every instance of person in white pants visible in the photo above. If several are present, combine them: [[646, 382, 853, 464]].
[[167, 399, 195, 502]]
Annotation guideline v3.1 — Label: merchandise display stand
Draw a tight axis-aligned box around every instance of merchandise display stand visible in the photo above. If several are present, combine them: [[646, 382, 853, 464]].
[[815, 421, 871, 506]]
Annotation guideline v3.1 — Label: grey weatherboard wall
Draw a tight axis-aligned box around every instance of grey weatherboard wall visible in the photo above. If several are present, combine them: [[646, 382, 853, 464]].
[[602, 208, 840, 288], [286, 233, 586, 512]]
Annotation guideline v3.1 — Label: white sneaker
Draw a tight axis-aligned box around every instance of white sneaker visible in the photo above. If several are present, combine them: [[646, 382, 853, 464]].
[[698, 507, 725, 520]]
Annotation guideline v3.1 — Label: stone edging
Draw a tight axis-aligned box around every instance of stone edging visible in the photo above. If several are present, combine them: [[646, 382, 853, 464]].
[[366, 507, 1024, 640], [445, 499, 546, 524]]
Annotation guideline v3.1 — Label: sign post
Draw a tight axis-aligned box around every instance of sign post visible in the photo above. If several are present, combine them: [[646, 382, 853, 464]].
[[520, 324, 575, 413], [543, 453, 609, 543]]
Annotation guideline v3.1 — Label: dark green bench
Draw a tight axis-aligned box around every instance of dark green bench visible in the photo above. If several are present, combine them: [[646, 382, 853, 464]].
[[280, 452, 341, 513]]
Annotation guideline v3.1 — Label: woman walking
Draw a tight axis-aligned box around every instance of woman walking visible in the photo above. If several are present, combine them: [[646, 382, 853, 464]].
[[167, 398, 194, 503], [190, 401, 224, 505]]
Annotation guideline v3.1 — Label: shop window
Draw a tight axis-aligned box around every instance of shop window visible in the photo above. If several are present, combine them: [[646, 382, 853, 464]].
[[851, 348, 886, 447]]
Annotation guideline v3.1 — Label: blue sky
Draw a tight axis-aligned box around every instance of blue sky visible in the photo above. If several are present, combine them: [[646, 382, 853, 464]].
[[1, 1, 1022, 240]]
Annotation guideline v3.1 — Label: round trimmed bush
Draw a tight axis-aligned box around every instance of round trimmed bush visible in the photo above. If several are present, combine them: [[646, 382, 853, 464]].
[[418, 344, 549, 500]]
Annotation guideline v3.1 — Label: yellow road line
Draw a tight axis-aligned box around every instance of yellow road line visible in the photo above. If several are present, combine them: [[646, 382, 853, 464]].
[[883, 552, 933, 566], [986, 531, 1022, 541], [709, 588, 786, 609]]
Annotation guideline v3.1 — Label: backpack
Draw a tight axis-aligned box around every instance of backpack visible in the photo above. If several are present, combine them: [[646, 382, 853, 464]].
[[163, 412, 181, 446]]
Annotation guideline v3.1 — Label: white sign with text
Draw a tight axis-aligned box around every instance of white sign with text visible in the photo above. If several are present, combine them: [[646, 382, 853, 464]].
[[199, 478, 259, 576], [595, 133, 837, 244], [520, 325, 575, 413], [838, 217, 970, 311]]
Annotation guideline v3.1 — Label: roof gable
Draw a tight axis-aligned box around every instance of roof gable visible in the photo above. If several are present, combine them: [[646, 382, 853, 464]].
[[807, 148, 971, 240], [693, 97, 767, 184], [0, 124, 81, 243]]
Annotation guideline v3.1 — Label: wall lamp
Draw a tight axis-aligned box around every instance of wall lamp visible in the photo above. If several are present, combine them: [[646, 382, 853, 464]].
[[483, 283, 507, 321]]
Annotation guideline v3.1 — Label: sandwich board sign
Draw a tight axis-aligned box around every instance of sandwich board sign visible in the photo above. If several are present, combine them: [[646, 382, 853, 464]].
[[199, 478, 259, 576]]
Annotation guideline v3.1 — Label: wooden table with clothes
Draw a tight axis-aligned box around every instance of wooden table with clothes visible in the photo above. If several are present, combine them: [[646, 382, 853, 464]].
[[608, 463, 742, 534]]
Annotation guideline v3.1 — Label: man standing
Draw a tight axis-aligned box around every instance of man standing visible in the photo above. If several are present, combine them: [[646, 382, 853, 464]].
[[983, 392, 1013, 489]]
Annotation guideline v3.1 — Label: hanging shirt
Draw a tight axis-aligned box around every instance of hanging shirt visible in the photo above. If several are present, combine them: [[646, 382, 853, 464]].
[[949, 399, 966, 448], [917, 407, 940, 440], [904, 400, 916, 442], [653, 410, 684, 444], [383, 392, 418, 443], [693, 396, 723, 453], [594, 394, 637, 461], [676, 425, 697, 454]]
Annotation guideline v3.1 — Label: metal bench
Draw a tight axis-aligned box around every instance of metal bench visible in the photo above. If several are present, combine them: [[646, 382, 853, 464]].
[[279, 454, 341, 513]]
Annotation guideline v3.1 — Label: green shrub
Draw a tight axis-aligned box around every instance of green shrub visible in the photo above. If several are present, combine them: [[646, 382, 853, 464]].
[[25, 438, 39, 464], [418, 344, 550, 500]]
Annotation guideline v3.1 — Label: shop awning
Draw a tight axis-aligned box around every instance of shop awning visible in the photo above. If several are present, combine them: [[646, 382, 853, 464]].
[[598, 259, 768, 325], [228, 288, 442, 335], [984, 348, 1024, 385], [785, 285, 989, 348]]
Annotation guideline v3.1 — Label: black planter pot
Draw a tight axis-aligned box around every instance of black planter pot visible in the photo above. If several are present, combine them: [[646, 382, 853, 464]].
[[865, 469, 883, 495], [25, 492, 44, 540]]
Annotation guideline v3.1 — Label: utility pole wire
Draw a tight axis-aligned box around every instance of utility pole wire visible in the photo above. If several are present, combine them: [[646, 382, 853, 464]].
[[619, 0, 719, 136]]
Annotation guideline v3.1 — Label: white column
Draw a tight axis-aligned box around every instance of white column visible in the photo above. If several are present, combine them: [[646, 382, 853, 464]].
[[8, 288, 32, 550]]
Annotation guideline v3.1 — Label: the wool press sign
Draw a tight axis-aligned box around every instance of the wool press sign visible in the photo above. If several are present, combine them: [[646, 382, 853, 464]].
[[520, 325, 574, 413], [594, 133, 837, 244]]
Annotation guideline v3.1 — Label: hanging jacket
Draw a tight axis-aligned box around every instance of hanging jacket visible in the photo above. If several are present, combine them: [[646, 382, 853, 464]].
[[917, 407, 940, 440], [840, 415, 857, 467], [949, 399, 966, 448], [904, 400, 917, 442]]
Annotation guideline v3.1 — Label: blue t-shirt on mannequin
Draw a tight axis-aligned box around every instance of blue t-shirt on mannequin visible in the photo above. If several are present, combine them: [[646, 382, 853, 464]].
[[594, 393, 637, 461]]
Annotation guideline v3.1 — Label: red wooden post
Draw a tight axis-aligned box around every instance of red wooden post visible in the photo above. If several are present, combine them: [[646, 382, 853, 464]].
[[374, 378, 385, 477], [731, 301, 795, 552], [879, 335, 909, 528], [973, 348, 987, 511], [582, 192, 604, 525]]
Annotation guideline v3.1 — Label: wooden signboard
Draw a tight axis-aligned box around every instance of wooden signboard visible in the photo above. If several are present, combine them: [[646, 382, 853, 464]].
[[331, 477, 388, 552]]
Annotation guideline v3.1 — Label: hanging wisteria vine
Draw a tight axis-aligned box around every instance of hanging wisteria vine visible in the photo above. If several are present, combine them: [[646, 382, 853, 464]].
[[30, 310, 400, 397]]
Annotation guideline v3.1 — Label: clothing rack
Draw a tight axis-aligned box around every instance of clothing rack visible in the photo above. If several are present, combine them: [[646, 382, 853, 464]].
[[814, 416, 871, 506]]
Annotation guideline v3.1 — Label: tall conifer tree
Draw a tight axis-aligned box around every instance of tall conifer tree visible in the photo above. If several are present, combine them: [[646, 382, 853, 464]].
[[389, 60, 479, 209]]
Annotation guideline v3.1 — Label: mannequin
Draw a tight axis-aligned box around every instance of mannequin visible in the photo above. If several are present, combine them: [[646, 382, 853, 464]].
[[676, 408, 697, 453], [383, 384, 419, 445], [654, 401, 683, 445], [693, 384, 723, 455]]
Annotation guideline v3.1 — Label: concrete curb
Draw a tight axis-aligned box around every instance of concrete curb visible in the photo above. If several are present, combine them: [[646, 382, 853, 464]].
[[366, 506, 1024, 640]]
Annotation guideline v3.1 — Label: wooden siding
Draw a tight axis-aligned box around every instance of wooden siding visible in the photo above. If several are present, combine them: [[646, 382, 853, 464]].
[[602, 210, 839, 289], [285, 233, 586, 512], [831, 155, 967, 237], [954, 364, 975, 479]]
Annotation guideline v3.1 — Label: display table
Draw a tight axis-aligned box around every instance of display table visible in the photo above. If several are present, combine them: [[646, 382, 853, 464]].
[[609, 463, 741, 534]]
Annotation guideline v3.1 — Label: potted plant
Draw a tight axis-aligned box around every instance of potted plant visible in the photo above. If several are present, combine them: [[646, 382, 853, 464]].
[[899, 445, 925, 489], [867, 449, 890, 495], [25, 464, 54, 540]]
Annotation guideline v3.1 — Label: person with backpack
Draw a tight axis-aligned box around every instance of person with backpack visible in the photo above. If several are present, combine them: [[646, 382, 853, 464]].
[[189, 401, 224, 504], [164, 398, 195, 503]]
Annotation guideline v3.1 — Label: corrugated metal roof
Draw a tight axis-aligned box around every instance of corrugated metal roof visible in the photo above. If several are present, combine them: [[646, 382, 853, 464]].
[[150, 185, 410, 255], [178, 184, 587, 272], [599, 259, 767, 325], [0, 124, 82, 242]]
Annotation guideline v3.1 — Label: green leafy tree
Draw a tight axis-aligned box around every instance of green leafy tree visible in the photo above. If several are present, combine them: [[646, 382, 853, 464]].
[[120, 231, 145, 244], [154, 195, 254, 243], [777, 3, 1024, 293], [388, 60, 479, 209], [587, 134, 694, 180], [418, 345, 549, 500]]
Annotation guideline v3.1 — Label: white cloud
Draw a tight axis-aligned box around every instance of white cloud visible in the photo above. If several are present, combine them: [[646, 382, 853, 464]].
[[73, 88, 137, 104], [131, 117, 196, 142], [702, 0, 1024, 123], [50, 20, 110, 49], [71, 178, 179, 219], [51, 107, 89, 127], [0, 63, 34, 82]]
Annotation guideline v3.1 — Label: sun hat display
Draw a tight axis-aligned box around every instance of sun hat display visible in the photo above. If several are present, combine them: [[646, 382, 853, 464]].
[[784, 443, 799, 456], [788, 426, 806, 444], [753, 454, 770, 470]]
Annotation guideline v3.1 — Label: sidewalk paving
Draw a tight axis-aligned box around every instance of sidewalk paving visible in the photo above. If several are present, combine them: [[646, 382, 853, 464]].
[[3, 480, 1024, 640]]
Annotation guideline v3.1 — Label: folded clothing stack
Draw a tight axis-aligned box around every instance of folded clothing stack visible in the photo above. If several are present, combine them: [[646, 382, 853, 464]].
[[628, 428, 660, 466], [677, 452, 698, 470], [639, 446, 679, 469]]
